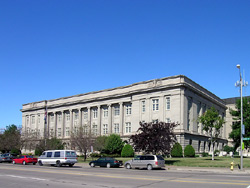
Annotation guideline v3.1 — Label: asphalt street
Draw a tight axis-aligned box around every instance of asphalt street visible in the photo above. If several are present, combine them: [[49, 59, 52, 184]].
[[0, 163, 250, 188]]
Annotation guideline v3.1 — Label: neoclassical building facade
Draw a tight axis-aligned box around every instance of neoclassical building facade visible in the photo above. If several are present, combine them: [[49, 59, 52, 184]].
[[21, 75, 228, 153]]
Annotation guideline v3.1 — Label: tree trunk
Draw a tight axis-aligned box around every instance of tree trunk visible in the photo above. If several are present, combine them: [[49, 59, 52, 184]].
[[211, 139, 214, 161]]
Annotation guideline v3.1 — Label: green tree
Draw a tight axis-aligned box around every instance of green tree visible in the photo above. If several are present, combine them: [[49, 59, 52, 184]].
[[0, 124, 21, 153], [198, 107, 225, 160], [130, 121, 177, 155], [184, 145, 195, 157], [105, 134, 124, 155], [94, 135, 108, 153], [171, 143, 183, 157], [121, 144, 134, 157], [229, 97, 250, 151], [35, 137, 65, 155]]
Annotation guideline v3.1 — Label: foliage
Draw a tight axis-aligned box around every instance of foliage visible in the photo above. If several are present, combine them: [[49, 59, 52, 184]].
[[198, 107, 225, 160], [184, 145, 195, 157], [201, 152, 209, 157], [35, 148, 43, 156], [70, 125, 94, 161], [94, 135, 108, 153], [171, 143, 183, 157], [105, 134, 124, 155], [121, 144, 134, 157], [229, 97, 250, 150], [214, 149, 220, 156], [10, 148, 21, 156], [34, 137, 64, 155], [0, 124, 21, 153], [130, 121, 177, 155], [223, 145, 234, 154]]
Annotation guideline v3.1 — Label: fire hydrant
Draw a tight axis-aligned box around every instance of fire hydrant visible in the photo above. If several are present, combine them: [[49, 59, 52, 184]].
[[231, 162, 234, 171]]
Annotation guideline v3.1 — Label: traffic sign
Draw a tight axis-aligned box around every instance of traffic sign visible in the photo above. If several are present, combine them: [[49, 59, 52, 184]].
[[243, 138, 250, 141]]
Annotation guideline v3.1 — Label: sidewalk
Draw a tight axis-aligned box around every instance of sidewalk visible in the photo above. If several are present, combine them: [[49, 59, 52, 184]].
[[75, 162, 250, 174]]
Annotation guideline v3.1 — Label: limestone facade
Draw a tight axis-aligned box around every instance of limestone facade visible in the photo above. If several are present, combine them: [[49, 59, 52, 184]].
[[21, 75, 228, 153]]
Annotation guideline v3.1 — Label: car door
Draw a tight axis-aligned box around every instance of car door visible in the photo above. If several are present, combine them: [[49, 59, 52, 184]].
[[131, 156, 141, 168]]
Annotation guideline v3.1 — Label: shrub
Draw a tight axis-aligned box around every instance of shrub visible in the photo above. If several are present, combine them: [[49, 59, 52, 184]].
[[201, 152, 209, 157], [223, 145, 234, 154], [11, 148, 21, 156], [35, 148, 43, 156], [90, 153, 101, 158], [184, 145, 195, 157], [171, 143, 183, 157], [214, 149, 220, 156], [121, 144, 134, 157]]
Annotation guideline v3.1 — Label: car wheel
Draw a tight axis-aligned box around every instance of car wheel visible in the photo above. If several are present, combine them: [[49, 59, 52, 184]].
[[90, 163, 95, 167], [12, 161, 16, 164], [147, 164, 153, 170], [126, 164, 131, 169], [56, 160, 62, 167], [22, 161, 26, 165], [38, 160, 43, 166], [33, 162, 36, 165], [69, 164, 74, 167], [106, 163, 111, 168]]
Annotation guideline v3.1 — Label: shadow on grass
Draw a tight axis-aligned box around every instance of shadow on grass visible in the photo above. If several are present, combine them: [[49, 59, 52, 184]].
[[165, 160, 180, 165]]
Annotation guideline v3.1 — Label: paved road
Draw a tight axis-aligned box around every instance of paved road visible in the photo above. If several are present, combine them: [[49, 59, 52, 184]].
[[0, 163, 250, 188]]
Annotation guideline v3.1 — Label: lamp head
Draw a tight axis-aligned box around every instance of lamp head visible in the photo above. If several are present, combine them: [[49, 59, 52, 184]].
[[237, 64, 241, 69]]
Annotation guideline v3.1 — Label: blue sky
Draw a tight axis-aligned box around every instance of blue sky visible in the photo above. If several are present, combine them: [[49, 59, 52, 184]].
[[0, 0, 250, 129]]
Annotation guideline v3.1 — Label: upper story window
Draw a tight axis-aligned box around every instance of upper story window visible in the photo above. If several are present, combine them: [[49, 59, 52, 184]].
[[114, 106, 120, 116], [74, 111, 79, 120], [50, 114, 54, 122], [126, 104, 132, 115], [166, 97, 170, 110], [37, 114, 40, 124], [26, 116, 29, 125], [83, 109, 88, 119], [31, 115, 35, 124], [58, 114, 62, 122], [103, 124, 108, 135], [103, 107, 108, 117], [93, 109, 98, 119], [114, 123, 119, 134], [92, 124, 98, 136], [66, 112, 70, 121], [142, 101, 146, 113], [152, 99, 159, 111]]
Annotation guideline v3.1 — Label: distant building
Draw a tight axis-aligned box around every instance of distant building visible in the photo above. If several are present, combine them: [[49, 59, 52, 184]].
[[21, 75, 228, 153]]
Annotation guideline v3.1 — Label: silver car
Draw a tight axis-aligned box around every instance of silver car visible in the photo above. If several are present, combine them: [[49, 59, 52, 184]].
[[124, 155, 165, 170]]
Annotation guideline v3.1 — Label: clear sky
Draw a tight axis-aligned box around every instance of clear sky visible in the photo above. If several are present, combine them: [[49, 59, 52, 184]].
[[0, 0, 250, 129]]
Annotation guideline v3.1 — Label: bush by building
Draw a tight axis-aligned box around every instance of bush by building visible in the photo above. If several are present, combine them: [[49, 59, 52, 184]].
[[184, 145, 195, 157], [171, 143, 183, 157], [121, 144, 134, 157]]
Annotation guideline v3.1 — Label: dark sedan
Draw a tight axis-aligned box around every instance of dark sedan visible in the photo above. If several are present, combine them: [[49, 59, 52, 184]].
[[1, 153, 14, 163], [89, 157, 123, 168]]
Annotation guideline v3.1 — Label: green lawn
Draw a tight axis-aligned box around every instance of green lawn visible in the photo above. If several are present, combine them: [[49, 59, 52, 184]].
[[78, 156, 250, 168]]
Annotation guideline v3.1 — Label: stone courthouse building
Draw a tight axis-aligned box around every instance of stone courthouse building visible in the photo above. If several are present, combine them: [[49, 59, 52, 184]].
[[21, 75, 228, 153]]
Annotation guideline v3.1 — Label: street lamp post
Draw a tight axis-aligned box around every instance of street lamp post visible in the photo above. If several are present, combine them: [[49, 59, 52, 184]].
[[236, 64, 243, 170]]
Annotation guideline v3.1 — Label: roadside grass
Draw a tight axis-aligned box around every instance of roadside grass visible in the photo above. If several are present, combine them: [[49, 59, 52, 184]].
[[78, 156, 250, 168]]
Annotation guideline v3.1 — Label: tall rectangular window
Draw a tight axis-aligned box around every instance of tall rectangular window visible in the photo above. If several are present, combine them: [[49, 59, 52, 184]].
[[26, 116, 29, 125], [166, 118, 171, 123], [126, 104, 132, 115], [31, 115, 35, 124], [114, 106, 120, 116], [114, 123, 119, 133], [66, 127, 70, 136], [187, 97, 193, 131], [103, 107, 108, 117], [38, 114, 40, 124], [50, 114, 54, 122], [125, 122, 131, 133], [57, 128, 61, 137], [93, 109, 98, 119], [58, 114, 62, 122], [74, 111, 79, 120], [103, 124, 108, 135], [152, 99, 159, 111], [92, 124, 98, 136], [166, 97, 170, 110], [66, 112, 70, 121], [142, 101, 145, 113], [84, 109, 88, 119]]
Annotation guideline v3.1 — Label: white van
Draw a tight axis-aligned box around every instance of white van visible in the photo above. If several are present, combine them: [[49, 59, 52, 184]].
[[38, 150, 77, 167]]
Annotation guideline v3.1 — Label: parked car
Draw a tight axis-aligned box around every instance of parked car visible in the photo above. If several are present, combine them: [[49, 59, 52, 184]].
[[124, 155, 165, 170], [1, 153, 14, 163], [38, 150, 77, 167], [12, 155, 37, 165], [89, 157, 123, 168], [0, 154, 3, 163]]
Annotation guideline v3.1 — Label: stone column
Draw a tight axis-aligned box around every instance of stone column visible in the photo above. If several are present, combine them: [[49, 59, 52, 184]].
[[87, 107, 91, 130], [79, 108, 82, 127], [62, 110, 65, 138], [97, 106, 101, 135], [54, 112, 57, 137], [119, 102, 124, 135], [108, 104, 112, 134], [70, 109, 73, 132]]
